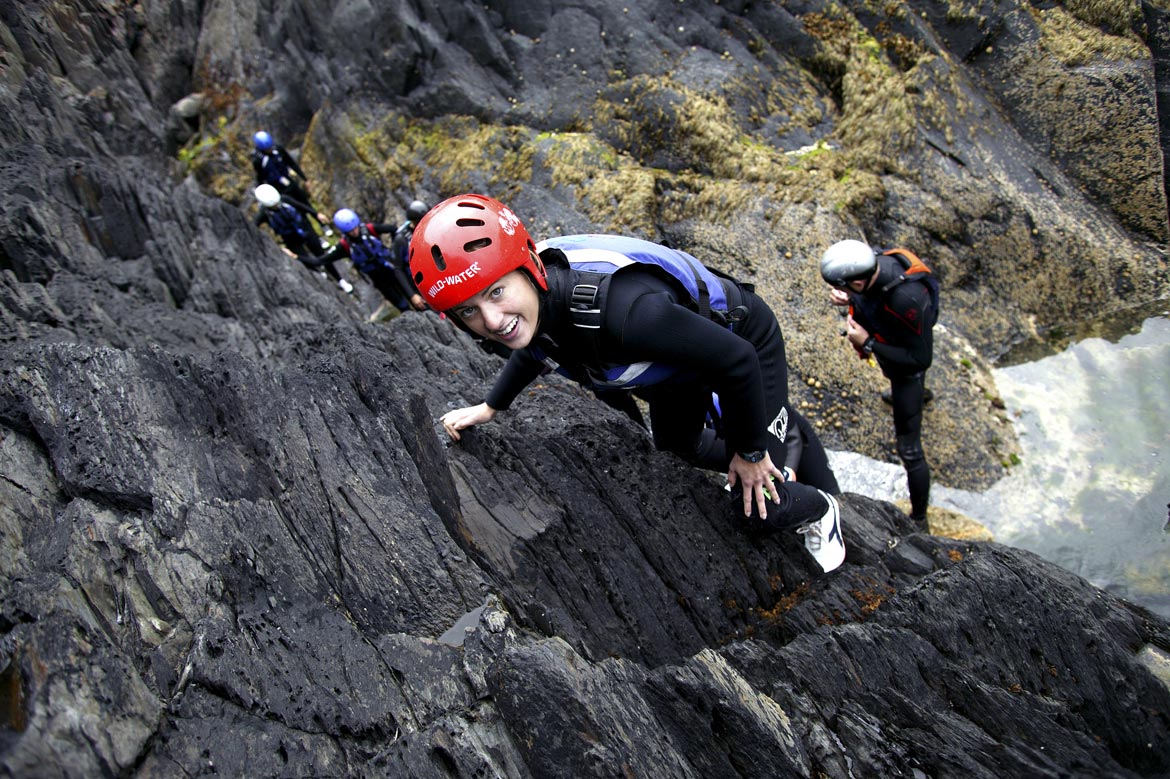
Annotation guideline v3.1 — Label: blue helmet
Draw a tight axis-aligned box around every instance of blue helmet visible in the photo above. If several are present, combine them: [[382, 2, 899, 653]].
[[333, 208, 361, 233], [253, 131, 274, 151]]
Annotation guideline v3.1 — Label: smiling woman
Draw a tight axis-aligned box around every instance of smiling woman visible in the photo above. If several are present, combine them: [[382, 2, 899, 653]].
[[408, 193, 848, 573], [453, 270, 542, 348]]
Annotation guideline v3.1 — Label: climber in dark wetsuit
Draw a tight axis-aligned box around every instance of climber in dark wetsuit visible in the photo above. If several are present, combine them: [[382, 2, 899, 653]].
[[820, 239, 940, 527], [252, 184, 353, 293], [251, 130, 319, 213], [408, 194, 846, 573]]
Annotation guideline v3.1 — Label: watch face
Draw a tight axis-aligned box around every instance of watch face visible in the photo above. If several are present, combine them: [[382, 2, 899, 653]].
[[742, 450, 766, 463]]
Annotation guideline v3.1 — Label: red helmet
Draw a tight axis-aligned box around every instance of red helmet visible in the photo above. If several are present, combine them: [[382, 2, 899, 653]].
[[408, 194, 546, 311]]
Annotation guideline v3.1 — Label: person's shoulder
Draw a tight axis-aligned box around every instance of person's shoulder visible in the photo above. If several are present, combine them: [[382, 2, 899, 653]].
[[887, 274, 933, 309]]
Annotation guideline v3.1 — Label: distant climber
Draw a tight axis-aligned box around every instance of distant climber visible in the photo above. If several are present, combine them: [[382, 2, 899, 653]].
[[408, 194, 846, 573], [251, 130, 321, 215], [391, 199, 430, 270], [389, 199, 430, 303], [253, 185, 353, 294], [820, 239, 940, 528], [304, 208, 425, 319]]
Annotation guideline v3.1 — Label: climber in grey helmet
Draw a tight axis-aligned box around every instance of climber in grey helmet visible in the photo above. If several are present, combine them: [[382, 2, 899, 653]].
[[390, 199, 431, 311], [405, 199, 429, 223], [819, 239, 878, 286], [820, 238, 940, 528]]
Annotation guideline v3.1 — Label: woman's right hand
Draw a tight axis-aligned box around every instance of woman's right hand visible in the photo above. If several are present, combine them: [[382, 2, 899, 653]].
[[440, 403, 498, 441], [829, 288, 850, 306]]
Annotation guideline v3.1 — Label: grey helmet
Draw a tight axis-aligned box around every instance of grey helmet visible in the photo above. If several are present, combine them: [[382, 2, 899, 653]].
[[820, 239, 877, 287], [405, 199, 429, 223]]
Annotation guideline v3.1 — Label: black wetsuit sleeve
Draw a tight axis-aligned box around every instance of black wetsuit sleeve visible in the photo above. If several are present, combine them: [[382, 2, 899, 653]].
[[254, 211, 267, 227], [872, 281, 934, 372], [284, 196, 315, 217], [605, 273, 770, 454], [279, 146, 308, 180], [303, 243, 347, 267], [372, 223, 397, 236], [392, 265, 415, 296], [485, 349, 547, 410], [252, 155, 264, 183]]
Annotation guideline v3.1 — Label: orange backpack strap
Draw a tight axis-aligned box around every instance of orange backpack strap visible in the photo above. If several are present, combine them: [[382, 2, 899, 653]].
[[883, 248, 931, 276], [881, 248, 940, 322]]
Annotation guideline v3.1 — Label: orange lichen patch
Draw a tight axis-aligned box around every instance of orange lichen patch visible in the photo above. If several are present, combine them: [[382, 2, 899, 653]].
[[850, 585, 894, 617], [757, 582, 810, 621], [947, 549, 964, 562], [815, 609, 844, 626]]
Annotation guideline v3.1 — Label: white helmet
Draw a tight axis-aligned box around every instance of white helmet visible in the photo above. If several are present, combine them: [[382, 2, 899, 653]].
[[820, 239, 877, 287], [254, 184, 281, 208]]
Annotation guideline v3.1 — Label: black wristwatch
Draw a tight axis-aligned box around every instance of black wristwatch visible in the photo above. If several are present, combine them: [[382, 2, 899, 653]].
[[739, 450, 767, 463], [862, 336, 876, 355]]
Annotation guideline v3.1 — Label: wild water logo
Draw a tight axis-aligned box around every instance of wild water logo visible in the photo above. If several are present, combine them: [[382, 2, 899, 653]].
[[768, 407, 788, 442], [427, 261, 482, 299], [498, 207, 522, 235]]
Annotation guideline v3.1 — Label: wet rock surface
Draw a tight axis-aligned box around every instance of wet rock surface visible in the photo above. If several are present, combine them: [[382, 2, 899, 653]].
[[2, 1, 1170, 777]]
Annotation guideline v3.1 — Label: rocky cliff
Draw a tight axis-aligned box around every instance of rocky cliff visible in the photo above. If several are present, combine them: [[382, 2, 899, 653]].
[[2, 1, 1170, 777]]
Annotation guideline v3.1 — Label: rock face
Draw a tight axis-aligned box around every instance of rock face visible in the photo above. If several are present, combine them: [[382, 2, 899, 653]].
[[2, 1, 1170, 778]]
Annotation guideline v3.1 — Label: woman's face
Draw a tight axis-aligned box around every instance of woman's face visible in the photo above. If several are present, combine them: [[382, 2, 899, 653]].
[[451, 270, 541, 349]]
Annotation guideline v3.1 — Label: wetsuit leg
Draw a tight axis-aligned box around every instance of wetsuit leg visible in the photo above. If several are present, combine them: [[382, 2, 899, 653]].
[[283, 235, 308, 258], [281, 181, 316, 212], [595, 389, 646, 429], [646, 383, 719, 467], [890, 372, 930, 519], [369, 268, 411, 310], [310, 236, 342, 281], [645, 295, 834, 530], [741, 302, 834, 529], [791, 409, 840, 495]]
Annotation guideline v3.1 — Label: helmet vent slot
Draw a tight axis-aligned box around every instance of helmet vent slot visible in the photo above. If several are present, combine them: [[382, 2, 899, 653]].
[[463, 238, 492, 253], [456, 217, 485, 227], [430, 245, 447, 271]]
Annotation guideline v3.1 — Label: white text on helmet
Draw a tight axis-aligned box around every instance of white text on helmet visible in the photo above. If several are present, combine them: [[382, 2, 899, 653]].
[[427, 262, 482, 299]]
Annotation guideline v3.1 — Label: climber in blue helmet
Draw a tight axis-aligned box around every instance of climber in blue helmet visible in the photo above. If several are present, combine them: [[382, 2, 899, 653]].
[[410, 194, 846, 574], [302, 208, 427, 318], [250, 129, 321, 216]]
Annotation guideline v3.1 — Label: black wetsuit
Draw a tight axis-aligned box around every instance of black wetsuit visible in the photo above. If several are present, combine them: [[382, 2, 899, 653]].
[[253, 196, 338, 280], [252, 145, 316, 211], [848, 252, 938, 520], [484, 255, 840, 530], [390, 221, 424, 300]]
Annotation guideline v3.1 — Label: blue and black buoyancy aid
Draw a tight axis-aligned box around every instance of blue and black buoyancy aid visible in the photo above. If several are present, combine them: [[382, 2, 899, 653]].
[[532, 234, 747, 390], [264, 203, 310, 238], [342, 224, 393, 273], [255, 149, 292, 186]]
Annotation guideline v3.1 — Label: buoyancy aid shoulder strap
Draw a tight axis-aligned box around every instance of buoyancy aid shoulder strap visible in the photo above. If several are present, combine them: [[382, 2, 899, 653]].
[[569, 269, 608, 331], [881, 248, 940, 321], [879, 248, 933, 294]]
